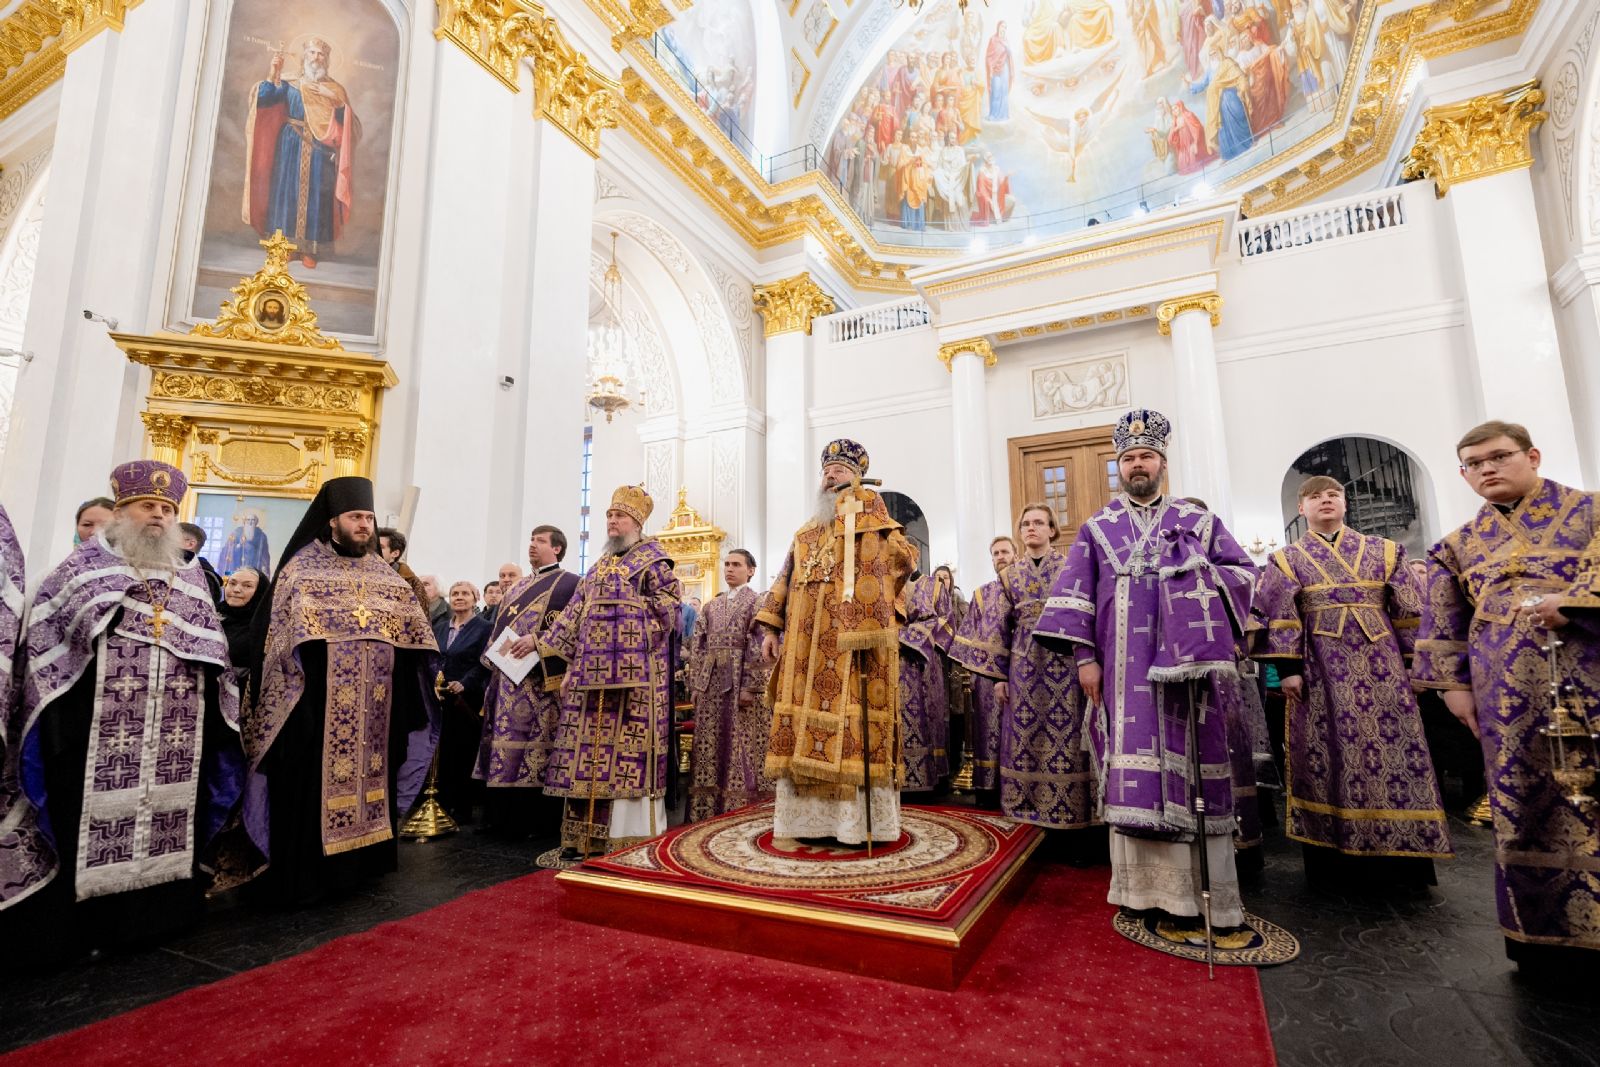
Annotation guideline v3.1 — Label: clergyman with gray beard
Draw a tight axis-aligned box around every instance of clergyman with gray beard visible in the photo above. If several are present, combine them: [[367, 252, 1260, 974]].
[[5, 459, 243, 955]]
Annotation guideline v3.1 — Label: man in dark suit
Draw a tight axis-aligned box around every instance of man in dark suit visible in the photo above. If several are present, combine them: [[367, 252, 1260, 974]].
[[432, 581, 492, 823], [178, 522, 224, 605]]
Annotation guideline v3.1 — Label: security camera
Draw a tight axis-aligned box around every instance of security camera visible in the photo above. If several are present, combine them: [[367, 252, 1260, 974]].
[[499, 375, 515, 390], [82, 309, 120, 330]]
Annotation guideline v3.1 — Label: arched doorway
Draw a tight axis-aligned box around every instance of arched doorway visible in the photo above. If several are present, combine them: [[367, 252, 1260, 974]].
[[881, 490, 930, 572], [1279, 437, 1429, 555]]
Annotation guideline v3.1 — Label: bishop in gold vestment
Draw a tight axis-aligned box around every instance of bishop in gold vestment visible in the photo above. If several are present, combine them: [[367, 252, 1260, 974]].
[[758, 440, 916, 846]]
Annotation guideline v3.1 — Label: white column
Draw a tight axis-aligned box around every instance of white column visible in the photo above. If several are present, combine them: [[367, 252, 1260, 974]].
[[1159, 294, 1233, 524], [1447, 174, 1580, 482], [0, 2, 197, 564], [1408, 81, 1581, 483], [403, 47, 594, 583], [761, 328, 810, 572], [941, 339, 997, 590], [1552, 255, 1600, 486], [755, 274, 832, 572], [516, 122, 592, 551]]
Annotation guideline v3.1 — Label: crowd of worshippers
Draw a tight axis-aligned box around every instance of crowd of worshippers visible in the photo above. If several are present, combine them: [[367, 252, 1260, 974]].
[[1, 409, 1598, 977]]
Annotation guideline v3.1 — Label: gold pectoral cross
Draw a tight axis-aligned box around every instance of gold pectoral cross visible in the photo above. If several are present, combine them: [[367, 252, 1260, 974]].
[[351, 578, 374, 629], [150, 604, 167, 643], [840, 484, 866, 603]]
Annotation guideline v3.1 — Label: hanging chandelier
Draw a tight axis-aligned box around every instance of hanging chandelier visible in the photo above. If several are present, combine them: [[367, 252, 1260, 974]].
[[586, 232, 640, 424]]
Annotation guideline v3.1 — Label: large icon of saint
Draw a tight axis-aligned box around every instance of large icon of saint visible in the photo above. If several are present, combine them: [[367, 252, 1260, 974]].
[[218, 509, 273, 577], [242, 36, 361, 269]]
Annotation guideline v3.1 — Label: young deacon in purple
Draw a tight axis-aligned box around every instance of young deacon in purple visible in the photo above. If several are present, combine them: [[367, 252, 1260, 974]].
[[1415, 420, 1600, 973], [1252, 475, 1450, 886], [1034, 410, 1257, 939]]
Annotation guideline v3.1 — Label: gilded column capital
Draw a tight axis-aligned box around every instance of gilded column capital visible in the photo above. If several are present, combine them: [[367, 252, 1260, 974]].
[[436, 0, 619, 157], [1156, 292, 1223, 337], [140, 411, 191, 465], [937, 337, 996, 372], [328, 425, 370, 478], [753, 273, 835, 337], [49, 0, 138, 54], [1401, 80, 1547, 198]]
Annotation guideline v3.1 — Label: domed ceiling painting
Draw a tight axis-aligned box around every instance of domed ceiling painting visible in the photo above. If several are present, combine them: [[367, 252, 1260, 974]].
[[823, 0, 1365, 242], [661, 0, 759, 132]]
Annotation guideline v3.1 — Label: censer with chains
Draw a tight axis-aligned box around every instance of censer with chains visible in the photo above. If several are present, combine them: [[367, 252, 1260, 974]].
[[1535, 623, 1598, 810]]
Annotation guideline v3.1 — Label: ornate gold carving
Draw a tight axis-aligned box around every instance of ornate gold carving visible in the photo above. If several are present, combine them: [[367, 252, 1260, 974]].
[[435, 0, 543, 90], [49, 0, 138, 54], [328, 425, 370, 477], [937, 338, 996, 372], [1401, 80, 1547, 197], [529, 17, 619, 157], [617, 67, 918, 294], [656, 487, 726, 602], [140, 411, 191, 465], [587, 0, 674, 51], [1156, 293, 1224, 336], [435, 0, 619, 156], [191, 232, 343, 350], [192, 452, 321, 489], [753, 273, 835, 336], [1240, 0, 1540, 216]]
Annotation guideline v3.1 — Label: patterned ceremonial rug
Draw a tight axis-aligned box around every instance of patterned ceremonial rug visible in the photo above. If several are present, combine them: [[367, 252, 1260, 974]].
[[1113, 908, 1302, 967], [579, 803, 1039, 924]]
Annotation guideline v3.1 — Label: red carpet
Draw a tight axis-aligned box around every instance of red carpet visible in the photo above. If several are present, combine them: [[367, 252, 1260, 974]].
[[5, 866, 1276, 1067]]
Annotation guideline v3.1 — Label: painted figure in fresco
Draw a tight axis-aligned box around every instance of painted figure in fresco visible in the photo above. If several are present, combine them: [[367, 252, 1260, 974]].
[[971, 150, 1013, 225], [985, 21, 1013, 121], [245, 38, 361, 269], [218, 509, 273, 578], [1415, 420, 1600, 973], [1129, 0, 1170, 77], [1204, 38, 1256, 160], [1169, 98, 1214, 174]]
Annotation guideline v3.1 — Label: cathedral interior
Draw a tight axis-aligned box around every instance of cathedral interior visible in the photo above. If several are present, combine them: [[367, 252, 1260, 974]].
[[1, 0, 1599, 1064]]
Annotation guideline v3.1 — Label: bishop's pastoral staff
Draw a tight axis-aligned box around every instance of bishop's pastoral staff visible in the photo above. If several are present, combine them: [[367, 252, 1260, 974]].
[[758, 439, 916, 848], [0, 462, 244, 959], [241, 476, 438, 907]]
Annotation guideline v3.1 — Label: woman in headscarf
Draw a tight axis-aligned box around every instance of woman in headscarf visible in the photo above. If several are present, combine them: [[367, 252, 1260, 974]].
[[219, 567, 265, 678]]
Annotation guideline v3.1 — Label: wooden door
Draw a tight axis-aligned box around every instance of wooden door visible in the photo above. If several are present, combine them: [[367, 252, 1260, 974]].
[[1007, 426, 1120, 540]]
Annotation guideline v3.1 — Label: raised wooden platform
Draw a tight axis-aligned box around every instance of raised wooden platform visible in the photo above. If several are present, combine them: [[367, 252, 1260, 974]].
[[555, 805, 1043, 989]]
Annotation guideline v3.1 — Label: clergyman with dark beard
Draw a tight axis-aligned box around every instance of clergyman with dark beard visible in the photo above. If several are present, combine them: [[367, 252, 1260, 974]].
[[238, 476, 437, 906], [3, 460, 245, 960]]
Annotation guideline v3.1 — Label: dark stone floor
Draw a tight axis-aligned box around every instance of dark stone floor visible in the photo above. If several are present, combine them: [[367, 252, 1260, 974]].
[[1, 805, 1596, 1065]]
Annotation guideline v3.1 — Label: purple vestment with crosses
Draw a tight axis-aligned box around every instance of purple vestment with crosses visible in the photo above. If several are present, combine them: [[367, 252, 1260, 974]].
[[541, 537, 680, 808], [899, 573, 955, 791], [955, 578, 1006, 791], [12, 534, 242, 904], [474, 565, 581, 789], [1253, 527, 1452, 860], [0, 503, 55, 908], [952, 550, 1095, 828], [1033, 497, 1256, 838], [1414, 479, 1600, 952], [686, 583, 771, 821]]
